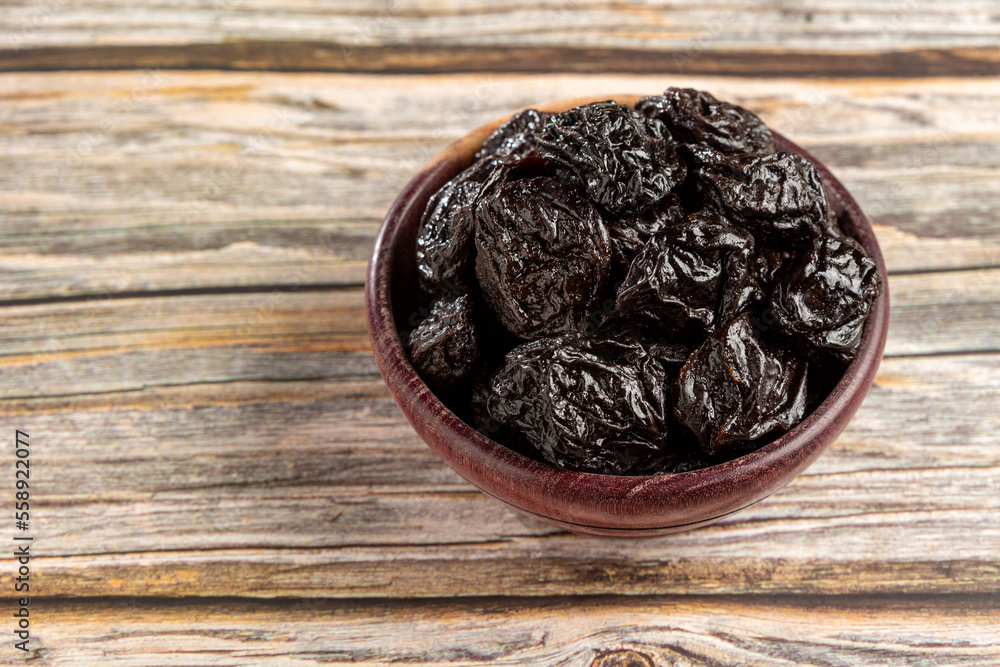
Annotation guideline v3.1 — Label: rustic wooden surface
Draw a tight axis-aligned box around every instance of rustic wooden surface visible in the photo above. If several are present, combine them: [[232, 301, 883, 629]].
[[1, 2, 999, 665], [3, 1, 1000, 76]]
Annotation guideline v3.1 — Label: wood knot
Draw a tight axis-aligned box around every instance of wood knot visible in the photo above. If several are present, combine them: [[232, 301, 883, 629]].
[[591, 649, 655, 667]]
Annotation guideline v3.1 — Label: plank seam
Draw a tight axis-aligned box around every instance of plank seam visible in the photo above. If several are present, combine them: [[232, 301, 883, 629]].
[[1, 44, 1000, 77]]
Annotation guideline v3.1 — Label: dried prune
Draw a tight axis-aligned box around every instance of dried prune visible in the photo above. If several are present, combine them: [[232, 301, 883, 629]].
[[770, 234, 882, 363], [464, 370, 540, 462], [675, 313, 808, 458], [638, 88, 775, 156], [488, 332, 688, 474], [475, 109, 551, 161], [474, 175, 612, 339], [754, 245, 787, 289], [537, 101, 686, 215], [468, 370, 502, 435], [416, 156, 501, 297], [684, 145, 829, 246], [608, 192, 686, 268], [615, 210, 757, 335], [408, 294, 483, 391]]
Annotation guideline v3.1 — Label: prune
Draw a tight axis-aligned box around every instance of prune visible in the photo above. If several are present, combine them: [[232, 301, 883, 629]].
[[684, 145, 829, 246], [608, 192, 686, 268], [770, 235, 882, 363], [754, 244, 787, 289], [536, 101, 686, 215], [615, 210, 757, 335], [488, 332, 688, 474], [595, 319, 692, 369], [675, 313, 808, 458], [749, 244, 789, 312], [468, 370, 502, 435], [408, 294, 483, 391], [474, 175, 612, 339], [638, 88, 775, 156], [416, 156, 501, 296], [465, 370, 540, 461], [475, 109, 551, 161]]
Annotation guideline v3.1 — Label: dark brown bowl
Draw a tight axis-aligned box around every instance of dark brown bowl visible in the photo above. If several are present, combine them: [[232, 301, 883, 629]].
[[365, 95, 889, 536]]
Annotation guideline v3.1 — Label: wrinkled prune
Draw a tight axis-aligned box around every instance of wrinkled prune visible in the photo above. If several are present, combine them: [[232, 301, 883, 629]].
[[616, 210, 757, 335], [638, 88, 775, 156], [754, 244, 787, 289], [596, 319, 692, 369], [537, 101, 686, 215], [488, 332, 687, 474], [416, 157, 501, 296], [463, 370, 533, 454], [608, 192, 686, 268], [474, 175, 612, 339], [475, 109, 551, 161], [408, 294, 483, 391], [675, 313, 809, 458], [467, 370, 503, 435], [770, 234, 882, 363], [685, 145, 829, 246]]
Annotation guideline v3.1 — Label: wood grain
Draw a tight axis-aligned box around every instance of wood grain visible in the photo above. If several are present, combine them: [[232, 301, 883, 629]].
[[23, 596, 1000, 666], [0, 262, 993, 403], [5, 0, 1000, 50], [0, 72, 998, 300], [3, 0, 1000, 75], [5, 43, 1000, 78]]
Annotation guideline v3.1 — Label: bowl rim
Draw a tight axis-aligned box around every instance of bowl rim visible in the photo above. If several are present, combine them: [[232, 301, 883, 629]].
[[365, 94, 890, 533]]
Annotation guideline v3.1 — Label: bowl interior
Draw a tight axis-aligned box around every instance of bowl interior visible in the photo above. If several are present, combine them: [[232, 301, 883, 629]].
[[366, 95, 890, 535]]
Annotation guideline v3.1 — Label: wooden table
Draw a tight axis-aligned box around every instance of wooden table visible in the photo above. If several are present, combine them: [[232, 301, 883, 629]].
[[2, 2, 999, 664]]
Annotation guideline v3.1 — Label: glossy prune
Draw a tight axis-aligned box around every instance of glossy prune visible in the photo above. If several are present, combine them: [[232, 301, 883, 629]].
[[754, 245, 787, 290], [474, 175, 612, 339], [616, 209, 757, 335], [408, 294, 483, 391], [416, 157, 501, 296], [488, 331, 688, 474], [675, 312, 809, 458], [770, 234, 882, 363], [537, 101, 686, 215], [467, 370, 503, 436], [638, 88, 775, 156], [475, 109, 551, 161], [684, 145, 829, 246], [608, 192, 686, 268]]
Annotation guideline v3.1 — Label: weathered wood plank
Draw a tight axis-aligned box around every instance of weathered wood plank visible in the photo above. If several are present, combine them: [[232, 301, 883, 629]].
[[5, 43, 1000, 78], [885, 268, 1000, 356], [26, 464, 1000, 556], [7, 0, 1000, 46], [5, 0, 1000, 50], [4, 351, 998, 492], [2, 352, 996, 597], [0, 291, 371, 397], [24, 543, 1000, 598], [3, 0, 1000, 75], [21, 596, 1000, 666], [0, 258, 994, 402], [0, 72, 998, 299]]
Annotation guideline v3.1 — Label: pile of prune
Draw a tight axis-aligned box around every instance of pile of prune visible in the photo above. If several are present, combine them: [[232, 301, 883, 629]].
[[405, 88, 882, 475]]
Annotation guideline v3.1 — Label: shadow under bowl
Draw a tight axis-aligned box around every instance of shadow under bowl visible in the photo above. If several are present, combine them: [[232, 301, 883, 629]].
[[365, 94, 890, 536]]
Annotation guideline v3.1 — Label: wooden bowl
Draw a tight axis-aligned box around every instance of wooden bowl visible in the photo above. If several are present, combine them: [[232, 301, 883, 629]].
[[365, 95, 890, 536]]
